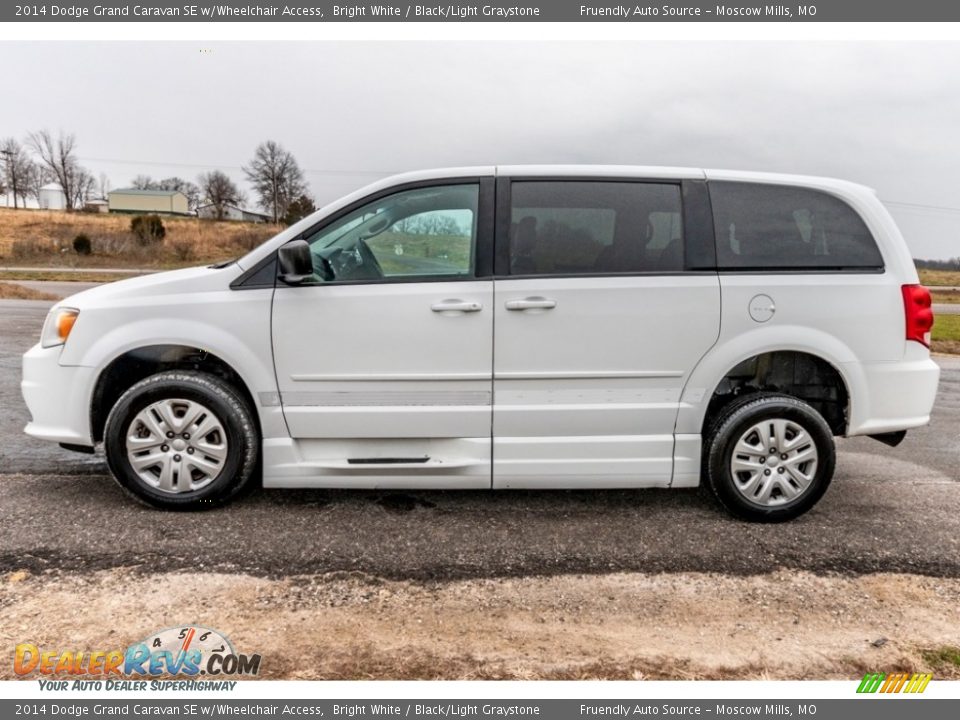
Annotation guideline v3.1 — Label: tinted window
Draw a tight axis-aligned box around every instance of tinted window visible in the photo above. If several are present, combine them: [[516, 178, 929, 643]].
[[302, 184, 478, 282], [710, 182, 883, 271], [508, 182, 684, 275]]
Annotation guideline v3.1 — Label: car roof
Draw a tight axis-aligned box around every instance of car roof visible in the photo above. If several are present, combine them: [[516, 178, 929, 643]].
[[374, 165, 874, 194]]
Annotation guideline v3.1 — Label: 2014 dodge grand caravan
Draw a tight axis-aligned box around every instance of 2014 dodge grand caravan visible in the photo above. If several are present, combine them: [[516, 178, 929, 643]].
[[21, 167, 940, 520]]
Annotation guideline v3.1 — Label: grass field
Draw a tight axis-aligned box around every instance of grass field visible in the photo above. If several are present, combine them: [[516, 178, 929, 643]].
[[920, 268, 960, 287], [934, 314, 960, 341], [933, 313, 960, 355], [0, 208, 280, 269]]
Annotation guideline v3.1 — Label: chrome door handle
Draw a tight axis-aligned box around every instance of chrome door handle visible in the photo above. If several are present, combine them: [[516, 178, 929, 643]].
[[505, 297, 557, 311], [431, 299, 482, 313]]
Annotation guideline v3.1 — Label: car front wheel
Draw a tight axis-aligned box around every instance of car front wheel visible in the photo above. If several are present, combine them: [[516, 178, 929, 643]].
[[103, 371, 258, 510], [704, 393, 836, 522]]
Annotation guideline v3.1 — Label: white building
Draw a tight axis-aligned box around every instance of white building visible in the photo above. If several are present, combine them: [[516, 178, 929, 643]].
[[197, 203, 271, 223], [84, 199, 109, 214], [38, 183, 67, 210]]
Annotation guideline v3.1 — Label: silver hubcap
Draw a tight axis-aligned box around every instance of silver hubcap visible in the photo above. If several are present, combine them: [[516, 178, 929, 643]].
[[125, 399, 228, 494], [730, 418, 819, 507]]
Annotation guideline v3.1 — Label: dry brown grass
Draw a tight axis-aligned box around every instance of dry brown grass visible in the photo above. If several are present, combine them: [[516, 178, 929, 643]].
[[0, 208, 280, 269], [0, 282, 58, 301], [920, 268, 960, 287], [0, 270, 141, 283], [921, 646, 960, 672], [932, 289, 960, 304]]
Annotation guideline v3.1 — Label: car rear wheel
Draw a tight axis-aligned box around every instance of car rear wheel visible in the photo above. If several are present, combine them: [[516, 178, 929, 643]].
[[104, 371, 258, 510], [704, 393, 836, 522]]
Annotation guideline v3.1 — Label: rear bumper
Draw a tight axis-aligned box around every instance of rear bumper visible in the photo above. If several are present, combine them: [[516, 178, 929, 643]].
[[844, 353, 940, 436], [21, 343, 95, 446]]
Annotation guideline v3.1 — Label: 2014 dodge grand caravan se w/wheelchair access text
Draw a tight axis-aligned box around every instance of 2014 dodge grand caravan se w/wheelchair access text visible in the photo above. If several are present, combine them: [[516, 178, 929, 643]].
[[22, 167, 940, 521]]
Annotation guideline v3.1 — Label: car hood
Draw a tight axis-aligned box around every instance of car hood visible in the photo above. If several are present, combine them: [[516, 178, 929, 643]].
[[54, 264, 245, 311]]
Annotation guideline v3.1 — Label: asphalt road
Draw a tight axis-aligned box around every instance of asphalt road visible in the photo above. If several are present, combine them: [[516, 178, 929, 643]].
[[1, 299, 958, 580], [13, 280, 101, 297]]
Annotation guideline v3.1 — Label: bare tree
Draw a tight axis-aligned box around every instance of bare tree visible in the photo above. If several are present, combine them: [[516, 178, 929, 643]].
[[1, 138, 34, 209], [26, 162, 51, 207], [28, 130, 89, 210], [156, 177, 201, 212], [393, 214, 463, 236], [71, 169, 97, 208], [98, 173, 111, 200], [197, 170, 244, 220], [243, 140, 308, 224], [131, 174, 155, 190]]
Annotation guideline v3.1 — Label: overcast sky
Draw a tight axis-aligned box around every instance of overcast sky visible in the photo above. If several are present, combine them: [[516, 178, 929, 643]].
[[2, 41, 958, 259]]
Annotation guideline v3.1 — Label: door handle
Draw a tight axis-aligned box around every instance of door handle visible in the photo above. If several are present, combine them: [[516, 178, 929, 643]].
[[431, 299, 483, 313], [505, 297, 557, 311]]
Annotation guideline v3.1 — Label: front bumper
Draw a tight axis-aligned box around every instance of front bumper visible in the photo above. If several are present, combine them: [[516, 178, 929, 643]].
[[21, 343, 96, 446]]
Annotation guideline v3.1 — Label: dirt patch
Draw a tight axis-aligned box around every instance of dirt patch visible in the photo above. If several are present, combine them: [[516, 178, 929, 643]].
[[0, 282, 58, 301], [2, 569, 959, 680], [933, 341, 960, 356]]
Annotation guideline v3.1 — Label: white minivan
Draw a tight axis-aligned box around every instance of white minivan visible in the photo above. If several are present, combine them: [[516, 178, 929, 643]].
[[22, 166, 940, 520]]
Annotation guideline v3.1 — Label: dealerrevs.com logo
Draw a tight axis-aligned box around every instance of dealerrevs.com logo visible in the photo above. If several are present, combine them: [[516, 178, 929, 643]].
[[14, 626, 261, 680]]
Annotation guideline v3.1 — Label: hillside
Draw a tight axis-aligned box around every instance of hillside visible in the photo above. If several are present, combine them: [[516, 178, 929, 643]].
[[0, 208, 281, 269]]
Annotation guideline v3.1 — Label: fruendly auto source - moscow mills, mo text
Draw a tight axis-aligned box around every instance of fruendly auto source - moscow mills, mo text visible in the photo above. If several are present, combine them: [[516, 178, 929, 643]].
[[579, 5, 814, 18]]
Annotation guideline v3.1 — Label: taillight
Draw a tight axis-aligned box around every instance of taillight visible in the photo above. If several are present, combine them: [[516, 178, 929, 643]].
[[902, 284, 934, 347]]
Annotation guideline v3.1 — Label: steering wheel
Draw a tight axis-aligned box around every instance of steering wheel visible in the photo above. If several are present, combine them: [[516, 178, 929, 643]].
[[355, 238, 384, 279], [312, 248, 338, 282]]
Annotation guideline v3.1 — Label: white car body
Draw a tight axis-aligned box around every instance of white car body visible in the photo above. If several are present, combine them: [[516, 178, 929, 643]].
[[22, 166, 940, 503]]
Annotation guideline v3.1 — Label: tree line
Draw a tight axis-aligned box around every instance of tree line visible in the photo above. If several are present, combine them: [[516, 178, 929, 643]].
[[0, 131, 316, 225], [914, 257, 960, 271]]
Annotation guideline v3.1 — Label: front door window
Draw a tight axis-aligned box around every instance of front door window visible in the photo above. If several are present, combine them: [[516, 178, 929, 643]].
[[302, 184, 479, 283]]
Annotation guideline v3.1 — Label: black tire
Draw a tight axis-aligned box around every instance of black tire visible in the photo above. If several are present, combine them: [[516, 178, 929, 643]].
[[104, 371, 258, 510], [704, 393, 836, 522]]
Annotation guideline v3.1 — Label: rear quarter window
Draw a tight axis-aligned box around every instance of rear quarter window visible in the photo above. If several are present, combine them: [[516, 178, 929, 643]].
[[710, 182, 884, 271]]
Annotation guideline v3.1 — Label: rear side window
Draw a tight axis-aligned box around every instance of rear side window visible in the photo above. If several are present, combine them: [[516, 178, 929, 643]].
[[710, 182, 883, 271], [508, 181, 684, 275]]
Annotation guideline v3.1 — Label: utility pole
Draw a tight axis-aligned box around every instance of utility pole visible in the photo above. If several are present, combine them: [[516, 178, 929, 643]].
[[0, 148, 15, 209]]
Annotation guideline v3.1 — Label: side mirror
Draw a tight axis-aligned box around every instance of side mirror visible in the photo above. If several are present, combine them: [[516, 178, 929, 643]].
[[277, 240, 313, 284]]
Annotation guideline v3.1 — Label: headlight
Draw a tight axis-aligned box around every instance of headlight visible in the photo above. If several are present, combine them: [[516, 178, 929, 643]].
[[41, 308, 80, 348]]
